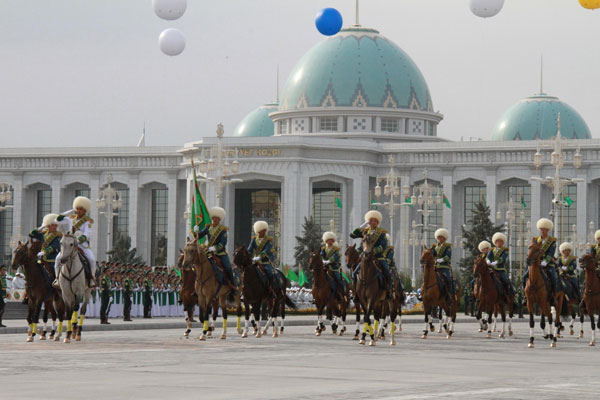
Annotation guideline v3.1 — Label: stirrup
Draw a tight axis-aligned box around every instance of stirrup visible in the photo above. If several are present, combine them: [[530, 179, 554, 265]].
[[52, 279, 60, 289]]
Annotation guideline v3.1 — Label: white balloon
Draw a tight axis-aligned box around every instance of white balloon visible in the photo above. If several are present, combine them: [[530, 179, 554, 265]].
[[158, 28, 186, 56], [469, 0, 505, 18], [152, 0, 187, 21]]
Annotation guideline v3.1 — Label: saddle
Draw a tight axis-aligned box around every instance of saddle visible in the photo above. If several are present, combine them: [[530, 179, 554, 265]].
[[559, 274, 579, 302], [435, 269, 450, 295], [77, 248, 91, 277], [490, 270, 505, 296]]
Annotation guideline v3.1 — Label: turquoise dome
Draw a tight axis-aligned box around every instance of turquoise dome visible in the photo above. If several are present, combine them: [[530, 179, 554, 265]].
[[233, 103, 278, 137], [279, 27, 433, 112], [492, 93, 591, 141]]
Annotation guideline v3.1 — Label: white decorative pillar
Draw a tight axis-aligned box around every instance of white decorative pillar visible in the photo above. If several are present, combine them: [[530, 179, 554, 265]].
[[351, 167, 370, 229], [442, 172, 453, 235], [90, 174, 100, 259], [530, 178, 542, 230], [167, 173, 178, 266], [577, 171, 588, 240], [128, 173, 139, 249], [399, 175, 410, 273], [11, 174, 24, 239], [281, 163, 308, 265], [486, 169, 497, 223], [51, 175, 62, 214]]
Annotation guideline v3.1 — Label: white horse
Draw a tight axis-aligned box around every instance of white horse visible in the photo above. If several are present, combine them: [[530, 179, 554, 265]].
[[58, 232, 91, 343]]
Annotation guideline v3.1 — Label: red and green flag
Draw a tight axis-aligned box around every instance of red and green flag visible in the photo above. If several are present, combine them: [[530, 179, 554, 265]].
[[190, 158, 211, 244], [335, 197, 343, 209], [443, 194, 451, 209], [341, 270, 351, 284], [564, 196, 574, 207], [283, 264, 299, 282], [520, 193, 527, 209], [405, 196, 413, 206], [298, 265, 308, 287]]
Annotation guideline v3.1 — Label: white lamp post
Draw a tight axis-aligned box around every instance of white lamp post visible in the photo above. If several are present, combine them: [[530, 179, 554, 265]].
[[96, 174, 122, 255]]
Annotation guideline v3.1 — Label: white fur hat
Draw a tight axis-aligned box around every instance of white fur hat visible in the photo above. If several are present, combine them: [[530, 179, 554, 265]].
[[73, 196, 91, 212], [536, 218, 554, 231], [435, 228, 449, 240], [595, 230, 600, 241], [478, 241, 491, 252], [364, 210, 382, 224], [322, 231, 337, 242], [209, 207, 225, 221], [253, 221, 269, 234], [492, 232, 507, 246], [42, 213, 58, 228], [559, 242, 574, 254]]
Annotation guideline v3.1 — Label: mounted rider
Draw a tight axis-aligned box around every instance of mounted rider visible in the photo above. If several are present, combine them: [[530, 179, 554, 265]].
[[472, 240, 492, 295], [522, 218, 559, 304], [194, 206, 238, 295], [487, 232, 515, 302], [384, 233, 404, 294], [53, 196, 96, 288], [247, 221, 279, 293], [587, 230, 600, 278], [29, 213, 62, 282], [321, 231, 346, 302], [350, 210, 392, 299], [432, 228, 455, 303], [558, 242, 580, 303]]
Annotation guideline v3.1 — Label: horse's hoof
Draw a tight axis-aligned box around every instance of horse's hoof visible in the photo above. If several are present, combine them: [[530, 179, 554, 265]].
[[492, 328, 497, 332], [241, 332, 248, 338], [256, 332, 262, 338], [220, 334, 226, 340], [557, 334, 563, 338], [550, 342, 556, 348], [499, 333, 505, 338], [369, 340, 375, 346], [40, 335, 46, 341], [261, 329, 268, 336], [486, 333, 491, 339], [398, 326, 402, 332], [589, 341, 595, 347], [478, 328, 483, 333], [183, 332, 189, 338], [429, 326, 435, 332], [199, 335, 206, 341], [279, 328, 284, 335], [543, 335, 549, 340], [509, 330, 514, 337], [316, 331, 321, 337], [570, 328, 575, 336], [390, 340, 396, 346], [54, 336, 60, 342], [338, 331, 343, 337], [49, 335, 54, 341], [206, 331, 212, 337], [437, 328, 442, 334], [237, 328, 243, 335], [272, 332, 278, 338], [253, 329, 257, 335], [353, 335, 359, 341], [359, 339, 365, 345], [528, 343, 534, 348], [75, 335, 81, 342], [421, 335, 427, 339], [64, 338, 70, 344], [579, 332, 584, 339], [446, 334, 452, 339], [26, 336, 33, 343], [332, 330, 337, 335]]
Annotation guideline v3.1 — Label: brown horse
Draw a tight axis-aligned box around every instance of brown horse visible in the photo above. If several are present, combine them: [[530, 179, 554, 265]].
[[356, 232, 387, 346], [579, 253, 600, 346], [10, 240, 64, 342], [182, 238, 241, 340], [308, 251, 348, 337], [233, 246, 295, 338], [178, 249, 197, 338], [525, 239, 557, 348], [472, 256, 514, 338], [345, 244, 363, 340], [420, 245, 458, 339]]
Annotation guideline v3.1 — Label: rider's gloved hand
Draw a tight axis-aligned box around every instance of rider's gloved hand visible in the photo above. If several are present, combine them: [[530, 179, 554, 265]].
[[436, 258, 444, 263], [252, 256, 260, 262], [36, 251, 44, 258], [193, 225, 199, 233], [208, 246, 216, 252], [541, 261, 547, 267]]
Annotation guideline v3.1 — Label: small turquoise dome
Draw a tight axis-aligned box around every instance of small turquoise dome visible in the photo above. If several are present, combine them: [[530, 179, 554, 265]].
[[492, 93, 591, 141], [233, 103, 278, 137], [279, 26, 433, 111]]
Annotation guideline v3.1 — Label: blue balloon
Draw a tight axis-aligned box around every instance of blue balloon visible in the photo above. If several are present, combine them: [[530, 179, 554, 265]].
[[315, 8, 343, 36]]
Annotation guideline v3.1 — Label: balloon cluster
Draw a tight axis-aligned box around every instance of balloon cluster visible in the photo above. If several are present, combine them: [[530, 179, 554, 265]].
[[153, 0, 187, 56], [469, 0, 505, 18], [315, 8, 343, 36]]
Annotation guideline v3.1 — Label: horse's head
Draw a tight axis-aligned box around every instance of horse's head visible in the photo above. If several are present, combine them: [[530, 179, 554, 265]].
[[182, 237, 200, 270], [420, 245, 435, 269], [361, 231, 378, 259], [473, 255, 489, 278], [580, 252, 596, 272], [10, 240, 28, 273], [526, 238, 542, 266], [233, 245, 251, 269], [308, 250, 323, 272], [345, 244, 359, 267], [60, 233, 78, 264]]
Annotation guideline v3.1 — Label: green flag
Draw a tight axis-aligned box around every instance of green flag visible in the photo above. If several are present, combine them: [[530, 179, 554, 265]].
[[520, 193, 527, 209], [298, 266, 308, 287], [564, 196, 574, 207], [335, 197, 343, 209], [190, 159, 211, 244], [443, 194, 451, 209], [370, 198, 377, 210], [341, 270, 351, 284], [174, 267, 182, 277], [287, 265, 299, 282], [405, 196, 413, 207]]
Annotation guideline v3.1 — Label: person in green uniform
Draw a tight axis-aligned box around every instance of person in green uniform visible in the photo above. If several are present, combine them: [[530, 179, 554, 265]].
[[523, 218, 559, 305], [122, 269, 134, 321], [487, 232, 514, 303], [0, 265, 7, 327], [320, 231, 346, 301], [587, 230, 600, 277], [432, 228, 454, 303], [99, 268, 111, 324], [143, 271, 154, 319], [384, 233, 404, 295], [558, 242, 580, 304]]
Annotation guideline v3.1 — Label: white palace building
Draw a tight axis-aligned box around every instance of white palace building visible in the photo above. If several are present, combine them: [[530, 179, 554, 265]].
[[1, 25, 599, 279]]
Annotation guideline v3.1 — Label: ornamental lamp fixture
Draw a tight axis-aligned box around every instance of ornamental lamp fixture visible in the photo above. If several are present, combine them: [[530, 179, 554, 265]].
[[208, 158, 216, 172], [384, 184, 391, 197], [402, 185, 410, 198], [574, 149, 583, 169], [393, 185, 400, 198], [374, 184, 382, 198], [231, 160, 240, 174], [198, 160, 207, 173], [533, 149, 542, 169]]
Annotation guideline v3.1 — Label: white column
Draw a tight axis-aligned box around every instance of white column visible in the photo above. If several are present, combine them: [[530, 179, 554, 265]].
[[486, 170, 497, 223], [351, 167, 369, 229], [442, 173, 453, 235], [225, 183, 236, 255], [399, 175, 410, 274], [577, 171, 588, 241], [51, 175, 62, 214], [282, 164, 308, 265], [128, 173, 139, 249], [90, 174, 100, 259], [531, 178, 541, 230], [341, 179, 349, 249], [11, 174, 24, 240], [167, 173, 178, 266]]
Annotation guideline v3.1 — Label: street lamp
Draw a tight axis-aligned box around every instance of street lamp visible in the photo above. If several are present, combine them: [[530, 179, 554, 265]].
[[0, 184, 13, 212], [373, 155, 403, 243], [194, 123, 243, 207], [530, 113, 584, 246], [96, 174, 122, 254]]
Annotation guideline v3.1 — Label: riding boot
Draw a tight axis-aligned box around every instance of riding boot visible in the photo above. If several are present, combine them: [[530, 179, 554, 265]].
[[0, 303, 5, 327], [21, 292, 28, 305]]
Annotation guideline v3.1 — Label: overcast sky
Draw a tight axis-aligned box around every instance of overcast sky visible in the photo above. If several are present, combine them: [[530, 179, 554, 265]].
[[0, 0, 598, 147]]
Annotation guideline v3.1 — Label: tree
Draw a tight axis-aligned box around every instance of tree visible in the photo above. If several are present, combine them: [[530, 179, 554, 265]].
[[106, 233, 145, 265], [294, 216, 323, 286], [458, 201, 505, 286]]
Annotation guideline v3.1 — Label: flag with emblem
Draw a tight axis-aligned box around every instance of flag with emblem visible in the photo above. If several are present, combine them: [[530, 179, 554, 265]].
[[564, 195, 574, 207], [443, 194, 451, 209], [298, 265, 308, 287], [190, 158, 211, 244]]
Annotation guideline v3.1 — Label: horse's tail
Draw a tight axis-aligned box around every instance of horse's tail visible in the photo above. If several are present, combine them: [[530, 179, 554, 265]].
[[561, 295, 570, 317], [284, 295, 297, 310]]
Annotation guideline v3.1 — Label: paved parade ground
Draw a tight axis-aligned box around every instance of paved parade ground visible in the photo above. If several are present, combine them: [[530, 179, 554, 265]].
[[1, 320, 599, 399]]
